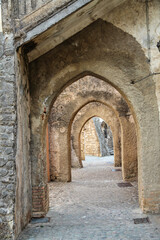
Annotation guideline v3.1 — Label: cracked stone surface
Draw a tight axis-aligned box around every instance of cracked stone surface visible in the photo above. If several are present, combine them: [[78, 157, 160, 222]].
[[18, 156, 160, 240]]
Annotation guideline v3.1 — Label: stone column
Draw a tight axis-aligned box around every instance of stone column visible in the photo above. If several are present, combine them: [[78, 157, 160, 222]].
[[120, 115, 137, 181], [49, 121, 71, 182]]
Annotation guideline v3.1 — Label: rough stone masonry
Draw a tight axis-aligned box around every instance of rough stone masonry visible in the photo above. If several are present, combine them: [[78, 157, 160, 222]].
[[0, 0, 160, 239]]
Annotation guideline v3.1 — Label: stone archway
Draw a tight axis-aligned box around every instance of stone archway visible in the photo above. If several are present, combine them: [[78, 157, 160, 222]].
[[28, 20, 160, 216], [48, 76, 137, 183], [1, 1, 160, 239], [71, 102, 121, 169]]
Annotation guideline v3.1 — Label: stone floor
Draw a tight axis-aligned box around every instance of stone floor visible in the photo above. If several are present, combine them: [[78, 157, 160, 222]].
[[18, 156, 160, 240]]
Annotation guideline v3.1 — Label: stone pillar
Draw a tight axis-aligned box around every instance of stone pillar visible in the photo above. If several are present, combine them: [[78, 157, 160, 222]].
[[30, 107, 50, 217], [112, 126, 121, 167], [46, 124, 50, 182], [49, 122, 71, 182], [120, 115, 137, 181], [80, 128, 85, 161], [30, 141, 49, 217]]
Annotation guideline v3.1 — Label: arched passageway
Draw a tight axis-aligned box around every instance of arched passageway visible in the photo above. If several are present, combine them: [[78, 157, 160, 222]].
[[1, 1, 160, 239], [28, 20, 160, 218], [71, 102, 121, 169], [48, 77, 137, 183]]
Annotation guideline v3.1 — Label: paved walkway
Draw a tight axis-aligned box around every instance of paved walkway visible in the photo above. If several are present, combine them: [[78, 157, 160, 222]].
[[18, 156, 160, 240]]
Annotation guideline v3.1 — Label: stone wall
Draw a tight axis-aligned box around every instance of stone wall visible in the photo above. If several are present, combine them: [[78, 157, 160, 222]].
[[0, 0, 160, 239], [81, 118, 100, 158], [0, 2, 32, 238], [0, 2, 16, 239], [0, 33, 16, 240], [80, 118, 114, 159]]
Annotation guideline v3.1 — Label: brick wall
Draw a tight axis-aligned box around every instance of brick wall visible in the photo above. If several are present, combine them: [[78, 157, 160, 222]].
[[32, 185, 49, 217]]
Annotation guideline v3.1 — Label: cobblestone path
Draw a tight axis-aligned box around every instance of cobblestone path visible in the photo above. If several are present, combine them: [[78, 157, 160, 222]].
[[18, 156, 160, 240]]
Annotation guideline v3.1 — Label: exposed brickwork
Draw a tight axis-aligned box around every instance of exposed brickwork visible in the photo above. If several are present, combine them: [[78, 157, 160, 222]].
[[32, 185, 49, 217]]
